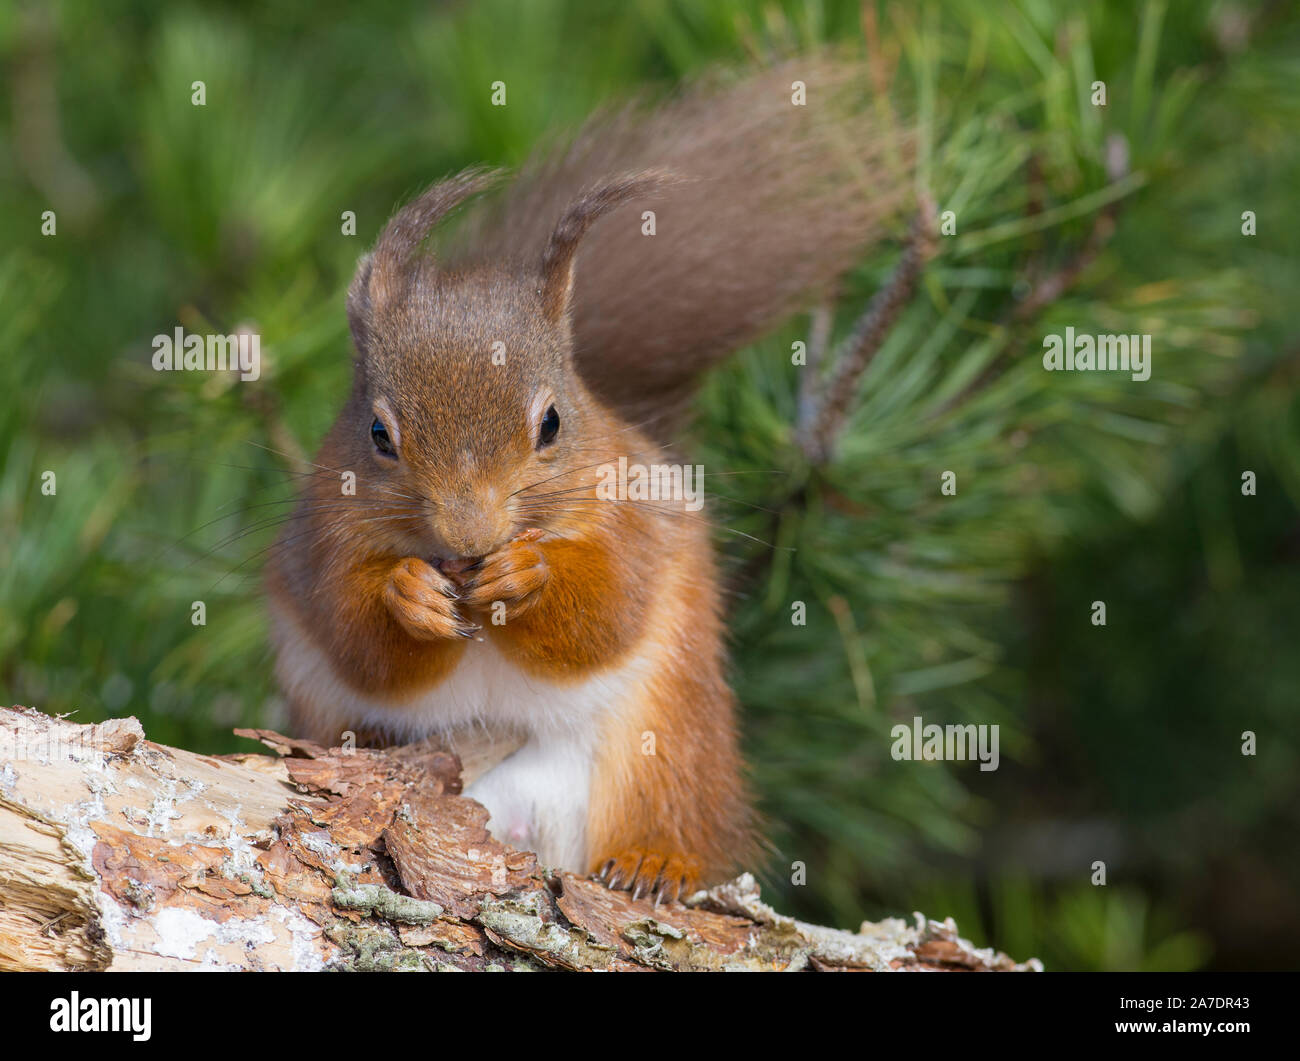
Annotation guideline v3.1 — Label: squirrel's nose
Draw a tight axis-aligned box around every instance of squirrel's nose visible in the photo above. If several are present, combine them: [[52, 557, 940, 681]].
[[433, 494, 509, 561]]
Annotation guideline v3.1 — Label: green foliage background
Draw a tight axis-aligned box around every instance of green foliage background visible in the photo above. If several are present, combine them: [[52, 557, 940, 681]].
[[2, 0, 1297, 970]]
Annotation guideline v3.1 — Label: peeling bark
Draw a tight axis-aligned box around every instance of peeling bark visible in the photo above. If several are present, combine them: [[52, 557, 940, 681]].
[[0, 706, 1040, 972]]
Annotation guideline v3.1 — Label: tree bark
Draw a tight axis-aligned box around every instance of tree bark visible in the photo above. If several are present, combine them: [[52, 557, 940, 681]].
[[0, 705, 1039, 972]]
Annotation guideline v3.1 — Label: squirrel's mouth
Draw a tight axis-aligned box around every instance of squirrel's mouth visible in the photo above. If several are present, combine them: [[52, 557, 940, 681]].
[[434, 555, 483, 577]]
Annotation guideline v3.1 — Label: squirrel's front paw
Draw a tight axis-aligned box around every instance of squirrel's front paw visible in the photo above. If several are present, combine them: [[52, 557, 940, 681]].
[[595, 848, 701, 906], [384, 557, 477, 641], [462, 530, 550, 620]]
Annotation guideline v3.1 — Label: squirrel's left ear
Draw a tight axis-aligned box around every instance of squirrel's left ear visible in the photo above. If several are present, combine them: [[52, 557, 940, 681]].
[[346, 253, 375, 357], [539, 170, 677, 325], [349, 167, 501, 357]]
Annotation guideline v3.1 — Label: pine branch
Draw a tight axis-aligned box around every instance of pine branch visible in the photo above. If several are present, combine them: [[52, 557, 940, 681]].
[[798, 195, 938, 465]]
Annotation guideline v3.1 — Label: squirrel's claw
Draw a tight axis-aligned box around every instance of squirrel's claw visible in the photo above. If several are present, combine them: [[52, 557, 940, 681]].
[[461, 536, 550, 619], [592, 848, 698, 906], [384, 556, 470, 641]]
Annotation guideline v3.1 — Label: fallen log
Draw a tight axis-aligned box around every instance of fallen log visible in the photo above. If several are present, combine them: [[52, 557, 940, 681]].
[[0, 705, 1039, 972]]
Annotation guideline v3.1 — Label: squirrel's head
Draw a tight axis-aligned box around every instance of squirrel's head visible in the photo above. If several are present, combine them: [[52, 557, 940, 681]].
[[331, 167, 669, 566]]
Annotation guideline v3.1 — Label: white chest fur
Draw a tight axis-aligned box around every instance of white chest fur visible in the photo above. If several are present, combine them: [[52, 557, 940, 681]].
[[271, 617, 649, 871]]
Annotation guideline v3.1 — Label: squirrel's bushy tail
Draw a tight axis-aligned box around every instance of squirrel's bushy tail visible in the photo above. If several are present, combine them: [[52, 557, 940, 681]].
[[452, 55, 913, 433]]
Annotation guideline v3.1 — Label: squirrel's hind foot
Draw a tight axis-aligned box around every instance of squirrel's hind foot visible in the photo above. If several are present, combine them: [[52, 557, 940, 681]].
[[595, 848, 700, 906]]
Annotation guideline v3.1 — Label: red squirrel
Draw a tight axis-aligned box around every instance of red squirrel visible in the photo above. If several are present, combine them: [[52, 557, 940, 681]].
[[266, 58, 904, 903]]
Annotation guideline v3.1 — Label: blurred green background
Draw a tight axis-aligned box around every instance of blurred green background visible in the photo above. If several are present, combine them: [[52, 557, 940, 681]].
[[2, 0, 1297, 970]]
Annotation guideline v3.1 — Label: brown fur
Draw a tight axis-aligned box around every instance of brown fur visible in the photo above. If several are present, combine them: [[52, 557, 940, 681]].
[[266, 55, 904, 900], [452, 55, 910, 432]]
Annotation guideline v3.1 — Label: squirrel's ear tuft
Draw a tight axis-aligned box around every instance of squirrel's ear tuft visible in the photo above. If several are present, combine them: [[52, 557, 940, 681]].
[[366, 166, 502, 316], [539, 170, 679, 325], [346, 253, 374, 357]]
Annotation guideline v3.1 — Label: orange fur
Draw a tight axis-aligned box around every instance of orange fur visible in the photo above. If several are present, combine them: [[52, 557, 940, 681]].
[[267, 58, 900, 897], [585, 538, 756, 901]]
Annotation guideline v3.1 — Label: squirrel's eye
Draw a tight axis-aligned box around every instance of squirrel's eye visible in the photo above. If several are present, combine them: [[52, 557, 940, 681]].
[[371, 417, 396, 457], [538, 404, 560, 448]]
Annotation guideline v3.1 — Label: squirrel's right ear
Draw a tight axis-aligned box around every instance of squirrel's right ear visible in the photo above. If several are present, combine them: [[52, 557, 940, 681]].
[[539, 170, 679, 325], [348, 167, 502, 356], [346, 253, 375, 357]]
